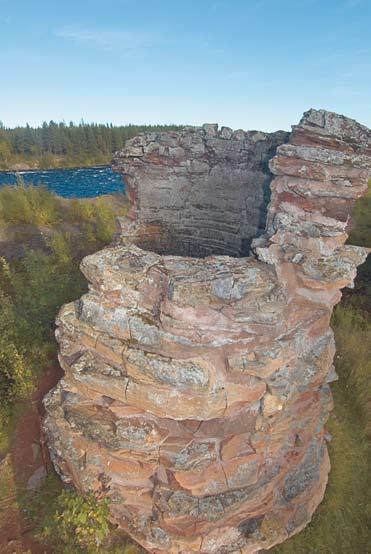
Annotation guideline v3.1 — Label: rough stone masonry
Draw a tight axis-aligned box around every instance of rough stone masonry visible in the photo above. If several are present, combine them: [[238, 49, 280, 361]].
[[44, 109, 371, 553]]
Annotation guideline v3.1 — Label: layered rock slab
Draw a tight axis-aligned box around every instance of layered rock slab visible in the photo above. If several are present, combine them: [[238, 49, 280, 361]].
[[112, 124, 288, 257], [44, 110, 370, 554]]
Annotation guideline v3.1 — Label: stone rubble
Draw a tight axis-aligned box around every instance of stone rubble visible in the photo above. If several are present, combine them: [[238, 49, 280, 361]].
[[44, 109, 370, 553]]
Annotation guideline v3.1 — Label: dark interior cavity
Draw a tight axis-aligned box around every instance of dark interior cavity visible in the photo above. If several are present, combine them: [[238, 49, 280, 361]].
[[117, 127, 289, 258]]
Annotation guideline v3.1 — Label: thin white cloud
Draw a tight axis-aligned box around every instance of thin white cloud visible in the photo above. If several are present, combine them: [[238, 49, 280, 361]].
[[55, 25, 152, 53]]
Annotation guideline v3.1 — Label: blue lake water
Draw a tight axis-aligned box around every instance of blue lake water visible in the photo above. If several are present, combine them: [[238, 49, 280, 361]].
[[0, 166, 125, 198]]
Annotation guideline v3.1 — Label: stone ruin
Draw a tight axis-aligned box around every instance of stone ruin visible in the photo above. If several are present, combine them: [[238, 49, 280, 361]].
[[43, 109, 371, 553]]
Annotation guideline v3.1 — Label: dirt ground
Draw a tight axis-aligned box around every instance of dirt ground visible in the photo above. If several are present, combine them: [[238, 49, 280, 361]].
[[0, 363, 63, 554]]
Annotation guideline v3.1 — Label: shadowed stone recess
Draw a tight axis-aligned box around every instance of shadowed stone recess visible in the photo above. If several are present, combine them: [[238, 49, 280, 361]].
[[112, 124, 289, 257], [44, 110, 370, 554]]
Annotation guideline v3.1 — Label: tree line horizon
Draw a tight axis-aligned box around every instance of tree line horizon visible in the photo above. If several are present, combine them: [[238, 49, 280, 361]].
[[0, 120, 183, 170]]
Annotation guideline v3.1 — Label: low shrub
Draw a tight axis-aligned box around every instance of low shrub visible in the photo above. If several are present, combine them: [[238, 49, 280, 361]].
[[0, 180, 60, 226], [40, 490, 110, 553], [23, 478, 143, 554], [0, 278, 32, 410], [0, 186, 127, 447]]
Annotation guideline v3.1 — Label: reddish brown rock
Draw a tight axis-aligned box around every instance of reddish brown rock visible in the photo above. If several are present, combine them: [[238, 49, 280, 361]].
[[44, 110, 370, 553]]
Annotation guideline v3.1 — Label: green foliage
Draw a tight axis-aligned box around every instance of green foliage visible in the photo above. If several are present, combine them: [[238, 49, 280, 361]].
[[348, 181, 371, 248], [336, 182, 371, 437], [23, 476, 143, 553], [64, 196, 120, 246], [10, 242, 85, 346], [332, 305, 371, 438], [274, 300, 371, 553], [0, 260, 32, 410], [22, 474, 143, 554], [0, 238, 85, 442], [40, 490, 110, 553], [0, 336, 31, 403], [0, 186, 127, 447], [0, 180, 60, 226], [273, 396, 370, 554], [19, 472, 63, 527], [0, 183, 126, 257], [0, 120, 183, 170], [0, 139, 12, 168]]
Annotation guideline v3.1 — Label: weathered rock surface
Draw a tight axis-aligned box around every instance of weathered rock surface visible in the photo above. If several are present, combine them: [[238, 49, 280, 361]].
[[44, 110, 370, 553], [112, 124, 289, 256]]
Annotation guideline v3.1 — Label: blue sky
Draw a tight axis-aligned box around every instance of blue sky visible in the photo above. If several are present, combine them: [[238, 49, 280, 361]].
[[0, 0, 370, 131]]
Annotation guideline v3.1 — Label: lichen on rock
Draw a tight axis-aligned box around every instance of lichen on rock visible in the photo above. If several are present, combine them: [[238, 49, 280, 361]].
[[44, 109, 370, 553]]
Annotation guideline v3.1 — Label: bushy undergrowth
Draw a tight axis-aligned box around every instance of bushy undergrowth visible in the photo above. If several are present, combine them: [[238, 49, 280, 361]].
[[40, 490, 110, 553], [0, 260, 32, 407], [0, 240, 86, 430], [0, 184, 132, 551], [0, 184, 127, 443], [19, 473, 142, 554], [0, 181, 126, 245], [333, 184, 371, 442], [0, 182, 60, 226]]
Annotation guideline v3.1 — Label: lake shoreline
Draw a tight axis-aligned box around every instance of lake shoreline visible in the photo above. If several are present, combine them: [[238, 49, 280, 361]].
[[0, 164, 111, 174], [0, 166, 125, 198]]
